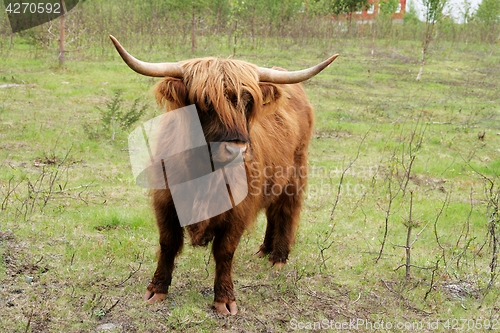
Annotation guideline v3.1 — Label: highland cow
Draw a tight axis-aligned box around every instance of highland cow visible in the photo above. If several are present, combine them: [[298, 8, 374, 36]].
[[110, 35, 338, 315]]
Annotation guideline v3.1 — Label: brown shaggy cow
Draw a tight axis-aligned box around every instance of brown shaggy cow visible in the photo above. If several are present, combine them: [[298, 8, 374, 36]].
[[110, 36, 338, 315]]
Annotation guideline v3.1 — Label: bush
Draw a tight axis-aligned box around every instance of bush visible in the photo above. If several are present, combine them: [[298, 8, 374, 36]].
[[84, 90, 147, 141]]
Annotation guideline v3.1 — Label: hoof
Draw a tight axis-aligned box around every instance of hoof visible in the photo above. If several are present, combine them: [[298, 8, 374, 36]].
[[272, 262, 286, 271], [144, 290, 167, 304], [214, 300, 238, 315], [254, 249, 267, 258]]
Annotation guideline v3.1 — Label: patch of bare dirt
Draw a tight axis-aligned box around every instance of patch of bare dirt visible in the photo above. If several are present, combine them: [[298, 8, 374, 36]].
[[314, 129, 353, 139], [409, 174, 447, 192], [442, 280, 481, 300], [33, 156, 60, 167]]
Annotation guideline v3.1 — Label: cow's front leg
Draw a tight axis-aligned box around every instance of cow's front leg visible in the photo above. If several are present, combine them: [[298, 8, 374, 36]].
[[212, 224, 244, 315], [145, 198, 184, 303]]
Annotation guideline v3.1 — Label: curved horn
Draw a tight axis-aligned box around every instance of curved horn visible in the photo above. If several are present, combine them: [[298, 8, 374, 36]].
[[258, 54, 339, 84], [109, 35, 183, 78]]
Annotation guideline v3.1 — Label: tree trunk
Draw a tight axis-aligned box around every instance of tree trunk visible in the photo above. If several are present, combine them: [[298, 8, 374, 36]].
[[416, 56, 425, 81], [416, 22, 434, 81], [371, 21, 376, 57], [251, 6, 255, 49], [191, 3, 196, 54], [58, 0, 66, 66]]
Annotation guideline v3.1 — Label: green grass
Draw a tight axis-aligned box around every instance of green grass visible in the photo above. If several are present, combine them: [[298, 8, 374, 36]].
[[1, 35, 500, 332]]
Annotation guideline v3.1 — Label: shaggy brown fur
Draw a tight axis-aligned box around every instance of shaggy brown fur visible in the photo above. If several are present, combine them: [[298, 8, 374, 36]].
[[146, 57, 313, 315]]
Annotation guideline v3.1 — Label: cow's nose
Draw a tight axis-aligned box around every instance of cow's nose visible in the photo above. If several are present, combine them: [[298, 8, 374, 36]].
[[224, 142, 247, 160]]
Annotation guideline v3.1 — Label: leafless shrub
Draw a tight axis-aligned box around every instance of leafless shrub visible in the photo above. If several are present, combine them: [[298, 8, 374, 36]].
[[376, 116, 427, 263], [317, 131, 369, 272], [1, 175, 21, 211], [1, 147, 95, 223], [472, 169, 500, 298], [393, 191, 432, 280]]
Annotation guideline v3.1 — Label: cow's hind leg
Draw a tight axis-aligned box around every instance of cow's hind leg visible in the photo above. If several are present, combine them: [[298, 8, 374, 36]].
[[255, 216, 274, 258], [145, 198, 184, 303], [262, 178, 304, 268]]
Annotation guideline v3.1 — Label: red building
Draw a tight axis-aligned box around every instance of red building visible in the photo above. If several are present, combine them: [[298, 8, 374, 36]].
[[353, 0, 406, 23]]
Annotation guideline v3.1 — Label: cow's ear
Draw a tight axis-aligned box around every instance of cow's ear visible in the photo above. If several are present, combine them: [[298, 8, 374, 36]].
[[259, 83, 282, 105], [154, 78, 188, 110], [258, 83, 282, 117]]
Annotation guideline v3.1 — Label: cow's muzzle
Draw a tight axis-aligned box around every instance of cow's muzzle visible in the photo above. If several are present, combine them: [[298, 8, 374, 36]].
[[211, 141, 248, 166]]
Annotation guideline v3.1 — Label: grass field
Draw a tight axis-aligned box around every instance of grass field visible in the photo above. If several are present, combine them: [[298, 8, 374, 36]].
[[1, 35, 500, 332]]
